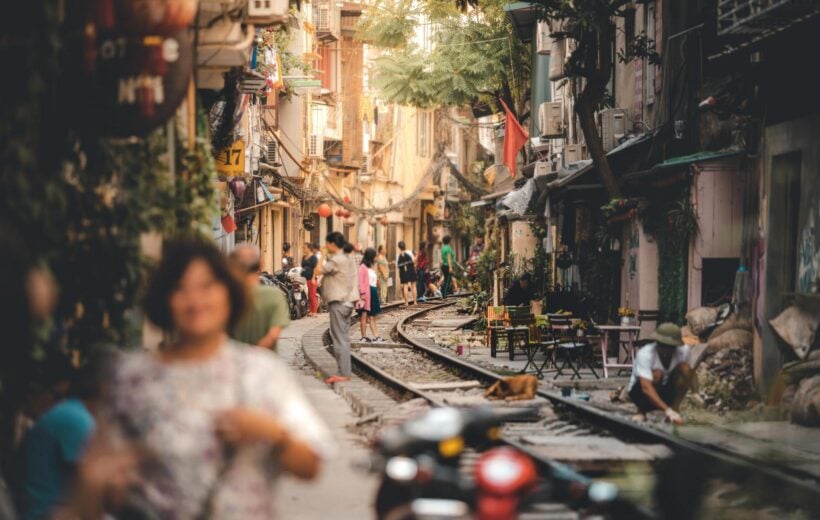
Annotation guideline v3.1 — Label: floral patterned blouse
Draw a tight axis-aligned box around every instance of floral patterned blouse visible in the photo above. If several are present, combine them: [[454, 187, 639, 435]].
[[109, 341, 333, 519]]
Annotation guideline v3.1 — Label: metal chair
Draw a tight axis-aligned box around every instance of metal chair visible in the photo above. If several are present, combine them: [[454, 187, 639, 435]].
[[549, 316, 599, 380], [505, 306, 533, 361]]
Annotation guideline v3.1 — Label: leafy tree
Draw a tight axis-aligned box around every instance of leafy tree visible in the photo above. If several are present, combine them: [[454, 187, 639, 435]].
[[455, 0, 659, 198], [358, 0, 531, 115]]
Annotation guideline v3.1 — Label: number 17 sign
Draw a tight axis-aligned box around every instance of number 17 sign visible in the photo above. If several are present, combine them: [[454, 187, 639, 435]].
[[216, 140, 245, 176]]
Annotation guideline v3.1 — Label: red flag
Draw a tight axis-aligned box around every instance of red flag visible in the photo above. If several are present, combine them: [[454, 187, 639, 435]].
[[500, 98, 528, 178]]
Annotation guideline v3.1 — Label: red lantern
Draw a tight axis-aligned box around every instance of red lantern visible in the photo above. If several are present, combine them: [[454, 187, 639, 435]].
[[342, 210, 352, 218], [317, 203, 332, 218], [335, 209, 344, 217], [379, 216, 388, 226], [343, 195, 352, 204]]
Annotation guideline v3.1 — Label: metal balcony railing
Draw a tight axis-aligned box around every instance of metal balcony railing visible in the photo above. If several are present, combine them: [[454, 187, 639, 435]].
[[717, 0, 820, 37]]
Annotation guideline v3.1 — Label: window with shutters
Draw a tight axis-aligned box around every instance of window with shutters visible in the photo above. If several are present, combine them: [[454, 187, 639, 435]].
[[416, 110, 432, 158]]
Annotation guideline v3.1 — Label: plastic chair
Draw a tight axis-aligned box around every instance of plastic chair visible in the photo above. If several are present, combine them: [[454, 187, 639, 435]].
[[487, 306, 507, 357]]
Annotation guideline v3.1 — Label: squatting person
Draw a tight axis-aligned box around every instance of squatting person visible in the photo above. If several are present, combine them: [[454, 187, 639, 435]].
[[628, 322, 694, 425]]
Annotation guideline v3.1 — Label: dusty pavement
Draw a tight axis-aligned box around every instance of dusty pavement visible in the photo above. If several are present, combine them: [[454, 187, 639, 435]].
[[274, 315, 377, 519]]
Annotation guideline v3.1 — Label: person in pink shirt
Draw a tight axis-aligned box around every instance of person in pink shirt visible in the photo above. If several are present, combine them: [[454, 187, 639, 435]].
[[356, 248, 382, 342]]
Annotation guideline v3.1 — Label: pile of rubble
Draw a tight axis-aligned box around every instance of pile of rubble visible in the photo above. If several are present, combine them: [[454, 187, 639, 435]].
[[770, 302, 820, 427], [683, 307, 757, 413], [689, 341, 756, 411]]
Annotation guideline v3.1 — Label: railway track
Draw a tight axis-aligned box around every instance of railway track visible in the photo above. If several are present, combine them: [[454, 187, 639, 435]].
[[338, 300, 820, 518]]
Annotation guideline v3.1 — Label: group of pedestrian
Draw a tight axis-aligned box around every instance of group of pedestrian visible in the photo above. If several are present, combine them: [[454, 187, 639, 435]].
[[3, 234, 333, 520], [4, 230, 488, 519]]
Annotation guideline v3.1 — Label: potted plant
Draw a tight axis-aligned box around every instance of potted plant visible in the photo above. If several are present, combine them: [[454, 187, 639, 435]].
[[618, 307, 635, 326]]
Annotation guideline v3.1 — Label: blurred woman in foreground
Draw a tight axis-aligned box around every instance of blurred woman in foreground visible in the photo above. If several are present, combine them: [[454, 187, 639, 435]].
[[108, 237, 331, 518]]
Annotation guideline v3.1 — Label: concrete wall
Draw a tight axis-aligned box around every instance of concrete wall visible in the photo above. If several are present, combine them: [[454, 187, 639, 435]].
[[510, 220, 538, 271], [621, 218, 659, 337], [757, 113, 820, 391], [687, 159, 745, 307]]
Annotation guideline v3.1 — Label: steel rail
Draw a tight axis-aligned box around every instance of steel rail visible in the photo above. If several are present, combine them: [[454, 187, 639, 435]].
[[347, 300, 654, 518], [392, 302, 820, 513]]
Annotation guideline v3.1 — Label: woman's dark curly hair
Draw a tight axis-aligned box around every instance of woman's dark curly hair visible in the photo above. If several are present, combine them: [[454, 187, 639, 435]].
[[143, 237, 248, 331]]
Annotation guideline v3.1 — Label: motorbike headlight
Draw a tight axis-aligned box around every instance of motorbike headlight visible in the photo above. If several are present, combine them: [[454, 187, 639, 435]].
[[588, 481, 618, 503], [405, 408, 463, 441], [385, 457, 418, 483]]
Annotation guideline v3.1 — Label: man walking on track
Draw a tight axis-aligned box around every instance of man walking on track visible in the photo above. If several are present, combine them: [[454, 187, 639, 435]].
[[440, 236, 455, 297], [321, 232, 358, 384]]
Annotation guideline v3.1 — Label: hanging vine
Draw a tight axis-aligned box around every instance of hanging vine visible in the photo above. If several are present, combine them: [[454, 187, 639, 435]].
[[639, 186, 699, 324]]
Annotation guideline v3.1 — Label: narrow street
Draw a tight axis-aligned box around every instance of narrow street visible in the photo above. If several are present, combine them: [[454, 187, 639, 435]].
[[2, 1, 819, 519], [274, 316, 377, 518]]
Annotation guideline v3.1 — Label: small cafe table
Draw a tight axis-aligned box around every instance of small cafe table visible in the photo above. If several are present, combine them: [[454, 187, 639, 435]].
[[595, 325, 641, 378]]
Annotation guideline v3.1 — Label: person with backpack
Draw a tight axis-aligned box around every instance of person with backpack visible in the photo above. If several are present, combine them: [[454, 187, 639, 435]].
[[397, 241, 417, 306]]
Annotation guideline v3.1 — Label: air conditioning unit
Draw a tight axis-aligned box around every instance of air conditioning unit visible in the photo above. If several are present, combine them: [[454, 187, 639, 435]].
[[538, 101, 563, 138], [563, 144, 586, 165], [246, 0, 289, 24], [265, 138, 280, 165], [549, 39, 566, 80], [599, 108, 629, 152], [534, 160, 554, 177], [308, 134, 324, 158], [313, 0, 340, 42], [536, 21, 550, 55]]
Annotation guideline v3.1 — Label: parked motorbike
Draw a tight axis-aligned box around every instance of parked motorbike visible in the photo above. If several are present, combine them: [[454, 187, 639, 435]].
[[365, 406, 647, 520], [271, 267, 308, 319], [260, 271, 302, 320]]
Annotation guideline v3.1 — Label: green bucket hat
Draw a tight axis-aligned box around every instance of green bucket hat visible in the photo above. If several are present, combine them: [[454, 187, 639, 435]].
[[650, 322, 683, 346]]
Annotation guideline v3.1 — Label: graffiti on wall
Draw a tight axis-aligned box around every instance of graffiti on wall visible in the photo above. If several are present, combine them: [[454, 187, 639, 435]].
[[797, 195, 820, 292]]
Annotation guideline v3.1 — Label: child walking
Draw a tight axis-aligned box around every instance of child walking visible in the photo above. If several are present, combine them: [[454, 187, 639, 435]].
[[357, 248, 383, 342]]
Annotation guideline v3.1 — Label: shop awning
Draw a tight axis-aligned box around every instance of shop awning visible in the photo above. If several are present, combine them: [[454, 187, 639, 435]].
[[481, 168, 516, 200], [547, 160, 595, 190], [622, 148, 744, 183]]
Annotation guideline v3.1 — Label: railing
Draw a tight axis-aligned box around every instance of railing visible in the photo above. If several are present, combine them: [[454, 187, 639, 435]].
[[717, 0, 820, 37]]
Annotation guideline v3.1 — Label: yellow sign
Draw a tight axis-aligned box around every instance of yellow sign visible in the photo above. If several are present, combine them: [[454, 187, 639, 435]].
[[216, 140, 245, 175]]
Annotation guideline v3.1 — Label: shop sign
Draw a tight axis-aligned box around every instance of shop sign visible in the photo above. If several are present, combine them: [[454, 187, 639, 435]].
[[216, 140, 246, 176], [69, 29, 193, 137]]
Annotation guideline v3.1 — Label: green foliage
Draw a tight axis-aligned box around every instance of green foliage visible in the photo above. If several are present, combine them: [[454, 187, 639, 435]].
[[356, 0, 418, 48], [616, 32, 661, 65], [657, 232, 688, 324], [0, 0, 216, 426], [475, 247, 497, 296], [362, 0, 530, 111], [449, 203, 486, 244], [638, 188, 698, 324], [257, 25, 315, 100]]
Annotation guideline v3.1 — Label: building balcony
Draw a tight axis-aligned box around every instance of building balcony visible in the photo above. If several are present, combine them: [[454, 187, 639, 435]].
[[717, 0, 820, 38]]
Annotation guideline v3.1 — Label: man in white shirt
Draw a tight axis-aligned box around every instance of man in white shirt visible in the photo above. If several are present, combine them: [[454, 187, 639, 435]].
[[628, 323, 694, 425]]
